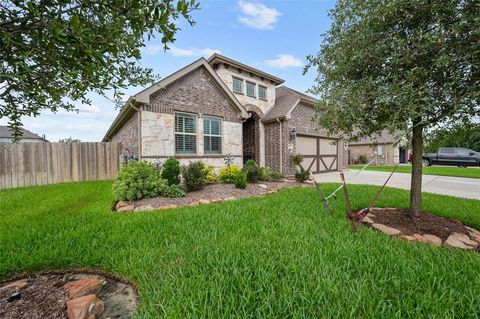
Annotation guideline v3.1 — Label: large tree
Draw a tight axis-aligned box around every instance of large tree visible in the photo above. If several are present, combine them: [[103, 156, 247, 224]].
[[1, 0, 198, 138], [306, 0, 480, 214]]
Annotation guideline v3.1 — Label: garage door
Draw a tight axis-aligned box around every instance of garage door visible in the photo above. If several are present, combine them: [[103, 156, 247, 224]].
[[296, 135, 338, 174]]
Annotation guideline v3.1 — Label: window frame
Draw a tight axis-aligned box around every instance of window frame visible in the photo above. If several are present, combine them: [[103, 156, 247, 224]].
[[246, 81, 256, 98], [258, 85, 267, 100], [203, 115, 222, 155], [174, 112, 197, 155], [232, 77, 244, 94]]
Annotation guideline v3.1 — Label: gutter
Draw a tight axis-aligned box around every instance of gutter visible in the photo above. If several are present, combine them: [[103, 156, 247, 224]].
[[277, 118, 283, 173]]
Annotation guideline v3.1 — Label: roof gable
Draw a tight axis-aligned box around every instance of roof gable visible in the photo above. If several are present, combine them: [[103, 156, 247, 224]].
[[135, 58, 248, 118]]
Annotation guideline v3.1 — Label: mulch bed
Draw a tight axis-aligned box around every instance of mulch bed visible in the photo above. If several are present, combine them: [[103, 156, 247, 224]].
[[133, 180, 308, 209], [369, 208, 470, 241], [0, 270, 138, 319]]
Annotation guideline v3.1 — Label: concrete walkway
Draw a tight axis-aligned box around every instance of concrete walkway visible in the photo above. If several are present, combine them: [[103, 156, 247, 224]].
[[314, 170, 480, 200]]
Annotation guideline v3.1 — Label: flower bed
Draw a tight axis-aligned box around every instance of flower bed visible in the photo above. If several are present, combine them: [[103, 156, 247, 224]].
[[116, 180, 309, 212]]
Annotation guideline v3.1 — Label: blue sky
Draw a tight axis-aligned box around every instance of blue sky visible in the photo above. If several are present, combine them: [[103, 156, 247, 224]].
[[2, 0, 336, 142]]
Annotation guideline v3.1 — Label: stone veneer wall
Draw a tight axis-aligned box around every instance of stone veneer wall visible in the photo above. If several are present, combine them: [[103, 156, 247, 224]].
[[214, 64, 276, 114], [139, 67, 244, 169], [110, 112, 139, 156]]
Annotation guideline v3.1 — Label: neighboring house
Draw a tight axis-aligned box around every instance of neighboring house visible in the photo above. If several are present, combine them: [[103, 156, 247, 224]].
[[0, 126, 48, 143], [347, 130, 406, 165], [103, 54, 345, 175]]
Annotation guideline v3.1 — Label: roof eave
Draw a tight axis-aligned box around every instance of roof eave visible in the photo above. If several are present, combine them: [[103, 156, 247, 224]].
[[207, 53, 285, 85], [102, 97, 138, 142]]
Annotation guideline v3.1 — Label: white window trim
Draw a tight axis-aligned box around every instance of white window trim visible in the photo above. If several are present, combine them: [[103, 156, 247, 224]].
[[203, 115, 222, 154], [232, 77, 244, 94], [259, 85, 267, 100], [174, 111, 197, 155], [246, 81, 256, 98]]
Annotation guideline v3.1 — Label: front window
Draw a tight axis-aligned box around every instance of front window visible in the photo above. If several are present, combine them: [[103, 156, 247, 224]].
[[233, 77, 243, 93], [246, 81, 256, 97], [204, 116, 222, 154], [259, 85, 267, 100], [175, 112, 197, 154]]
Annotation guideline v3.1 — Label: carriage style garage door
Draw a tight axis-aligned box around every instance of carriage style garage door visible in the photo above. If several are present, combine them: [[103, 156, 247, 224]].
[[296, 135, 338, 174]]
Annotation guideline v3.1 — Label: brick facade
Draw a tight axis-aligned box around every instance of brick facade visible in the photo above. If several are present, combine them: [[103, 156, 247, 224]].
[[288, 102, 320, 135], [263, 121, 281, 171], [242, 113, 261, 163], [146, 68, 242, 123], [111, 112, 139, 156]]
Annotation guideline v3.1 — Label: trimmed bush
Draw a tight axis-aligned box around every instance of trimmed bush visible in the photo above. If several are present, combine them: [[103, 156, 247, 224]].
[[113, 161, 165, 201], [233, 171, 248, 189], [242, 160, 262, 182], [290, 154, 310, 183], [161, 158, 181, 186], [202, 165, 218, 184], [182, 161, 206, 191], [358, 155, 368, 164], [161, 184, 186, 198], [295, 171, 310, 183], [259, 166, 285, 181], [219, 165, 241, 183]]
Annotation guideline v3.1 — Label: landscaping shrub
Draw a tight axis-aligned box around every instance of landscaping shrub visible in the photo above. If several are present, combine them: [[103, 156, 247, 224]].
[[295, 170, 310, 183], [242, 160, 262, 182], [113, 161, 165, 201], [202, 165, 218, 184], [233, 171, 248, 189], [290, 154, 304, 167], [290, 154, 310, 183], [160, 184, 186, 198], [259, 166, 285, 182], [161, 158, 181, 186], [219, 165, 241, 183], [358, 155, 368, 164], [182, 161, 206, 191]]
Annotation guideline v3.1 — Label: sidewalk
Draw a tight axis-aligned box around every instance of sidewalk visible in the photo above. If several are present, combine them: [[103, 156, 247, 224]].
[[314, 170, 480, 200]]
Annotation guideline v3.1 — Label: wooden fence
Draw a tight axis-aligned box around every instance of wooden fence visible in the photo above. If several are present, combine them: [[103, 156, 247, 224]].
[[0, 142, 123, 189]]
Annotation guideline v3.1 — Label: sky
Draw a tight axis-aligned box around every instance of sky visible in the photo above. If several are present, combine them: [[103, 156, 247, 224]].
[[1, 0, 337, 142]]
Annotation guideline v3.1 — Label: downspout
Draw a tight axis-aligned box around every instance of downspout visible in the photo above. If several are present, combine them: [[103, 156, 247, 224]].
[[277, 118, 283, 173]]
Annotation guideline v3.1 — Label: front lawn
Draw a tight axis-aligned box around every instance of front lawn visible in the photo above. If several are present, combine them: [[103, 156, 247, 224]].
[[1, 181, 480, 317], [349, 164, 480, 179]]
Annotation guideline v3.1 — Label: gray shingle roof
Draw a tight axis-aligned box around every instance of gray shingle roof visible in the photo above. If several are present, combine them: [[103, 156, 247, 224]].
[[262, 86, 318, 121], [0, 126, 48, 141]]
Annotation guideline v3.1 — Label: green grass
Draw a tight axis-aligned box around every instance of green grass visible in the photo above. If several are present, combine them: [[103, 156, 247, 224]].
[[349, 164, 480, 179], [1, 181, 480, 318]]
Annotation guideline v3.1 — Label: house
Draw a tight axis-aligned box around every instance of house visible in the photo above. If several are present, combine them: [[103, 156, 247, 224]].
[[0, 126, 48, 143], [347, 130, 406, 165], [103, 54, 345, 175]]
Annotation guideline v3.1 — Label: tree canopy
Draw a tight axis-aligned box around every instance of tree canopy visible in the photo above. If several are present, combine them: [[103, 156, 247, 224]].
[[1, 0, 199, 138], [425, 122, 480, 153], [307, 0, 479, 213]]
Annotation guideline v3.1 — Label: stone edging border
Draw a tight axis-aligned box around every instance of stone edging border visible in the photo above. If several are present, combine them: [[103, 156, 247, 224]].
[[362, 209, 480, 251], [115, 188, 285, 213]]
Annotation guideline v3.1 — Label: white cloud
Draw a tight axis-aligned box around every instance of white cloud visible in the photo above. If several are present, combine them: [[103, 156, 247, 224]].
[[169, 46, 195, 57], [144, 45, 163, 55], [78, 104, 101, 114], [238, 1, 281, 30], [144, 45, 222, 58], [265, 54, 303, 69]]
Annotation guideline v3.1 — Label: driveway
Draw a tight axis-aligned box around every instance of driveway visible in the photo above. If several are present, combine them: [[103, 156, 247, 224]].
[[314, 170, 480, 200]]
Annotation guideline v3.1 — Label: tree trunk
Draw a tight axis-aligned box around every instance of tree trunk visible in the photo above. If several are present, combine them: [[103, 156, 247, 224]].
[[410, 122, 423, 214]]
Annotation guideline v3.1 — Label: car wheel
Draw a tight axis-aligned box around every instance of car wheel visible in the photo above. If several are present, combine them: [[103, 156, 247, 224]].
[[421, 159, 430, 167]]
